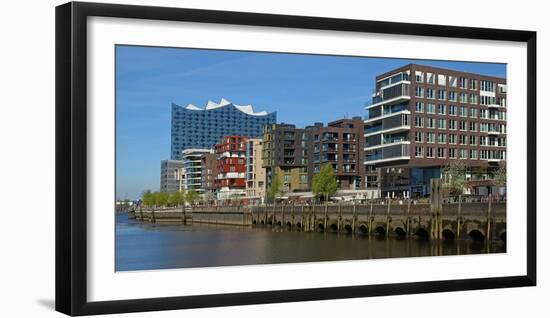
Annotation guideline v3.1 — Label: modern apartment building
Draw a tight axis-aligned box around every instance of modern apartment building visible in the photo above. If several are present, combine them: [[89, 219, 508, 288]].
[[200, 152, 218, 193], [245, 138, 266, 201], [364, 64, 506, 197], [181, 148, 213, 193], [262, 123, 309, 193], [214, 136, 248, 199], [305, 117, 366, 191], [160, 160, 185, 193], [170, 98, 276, 160]]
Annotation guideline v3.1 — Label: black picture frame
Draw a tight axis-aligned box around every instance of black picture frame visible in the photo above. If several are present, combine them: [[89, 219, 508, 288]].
[[55, 1, 537, 316]]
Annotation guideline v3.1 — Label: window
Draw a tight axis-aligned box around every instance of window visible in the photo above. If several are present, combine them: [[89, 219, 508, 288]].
[[470, 79, 477, 90], [426, 117, 435, 129], [469, 149, 478, 160], [437, 148, 446, 158], [437, 118, 446, 129], [468, 108, 477, 118], [426, 147, 434, 158], [449, 76, 457, 88], [415, 102, 424, 112], [415, 71, 424, 83], [415, 116, 424, 128], [437, 104, 446, 115], [437, 133, 446, 144], [479, 109, 487, 119], [448, 91, 457, 102], [469, 121, 477, 132], [480, 136, 487, 146], [459, 77, 467, 89], [469, 94, 478, 104], [426, 103, 435, 114], [448, 134, 457, 144], [449, 148, 457, 158], [459, 106, 467, 117], [448, 105, 457, 116], [459, 135, 467, 145], [426, 72, 435, 84], [426, 88, 434, 99], [460, 149, 468, 159], [437, 74, 446, 86], [480, 80, 495, 92], [480, 123, 488, 132], [415, 87, 424, 98], [426, 132, 435, 143], [415, 146, 423, 158], [459, 120, 467, 131], [458, 92, 467, 103], [480, 150, 488, 160], [481, 95, 496, 105], [437, 89, 446, 100], [415, 131, 423, 142], [448, 119, 457, 130], [469, 135, 477, 145]]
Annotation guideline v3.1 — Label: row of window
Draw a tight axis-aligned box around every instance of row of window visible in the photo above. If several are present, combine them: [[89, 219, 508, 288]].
[[414, 71, 501, 93], [413, 117, 506, 133], [414, 102, 506, 120], [413, 132, 506, 146], [414, 147, 506, 160]]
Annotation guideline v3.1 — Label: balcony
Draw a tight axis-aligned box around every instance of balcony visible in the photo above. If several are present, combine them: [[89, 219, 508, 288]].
[[366, 83, 410, 109], [364, 113, 410, 137], [364, 144, 410, 165]]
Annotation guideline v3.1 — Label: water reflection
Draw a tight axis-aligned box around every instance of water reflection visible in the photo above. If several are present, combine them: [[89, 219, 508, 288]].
[[115, 214, 506, 272]]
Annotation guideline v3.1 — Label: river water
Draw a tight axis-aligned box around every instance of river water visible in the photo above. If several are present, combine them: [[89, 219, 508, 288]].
[[115, 213, 506, 271]]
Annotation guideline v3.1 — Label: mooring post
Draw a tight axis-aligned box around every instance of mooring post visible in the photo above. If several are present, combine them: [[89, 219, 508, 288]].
[[281, 204, 285, 230], [430, 178, 442, 239], [352, 203, 357, 234], [457, 194, 462, 238], [487, 194, 492, 241], [151, 207, 156, 223], [386, 198, 391, 238], [182, 204, 185, 225], [324, 202, 328, 233], [406, 199, 411, 237], [338, 202, 342, 231], [313, 203, 317, 232], [369, 201, 373, 238]]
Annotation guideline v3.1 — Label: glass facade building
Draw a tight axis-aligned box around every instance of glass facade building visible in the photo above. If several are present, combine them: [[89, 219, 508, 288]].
[[170, 98, 276, 160]]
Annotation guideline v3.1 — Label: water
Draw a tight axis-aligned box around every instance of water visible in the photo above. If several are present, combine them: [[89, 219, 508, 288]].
[[115, 213, 506, 271]]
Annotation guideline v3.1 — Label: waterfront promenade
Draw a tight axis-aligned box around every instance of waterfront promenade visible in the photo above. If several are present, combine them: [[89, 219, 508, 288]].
[[128, 196, 506, 241]]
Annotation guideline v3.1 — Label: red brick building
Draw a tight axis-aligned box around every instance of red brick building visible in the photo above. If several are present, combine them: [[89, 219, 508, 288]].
[[214, 136, 248, 198]]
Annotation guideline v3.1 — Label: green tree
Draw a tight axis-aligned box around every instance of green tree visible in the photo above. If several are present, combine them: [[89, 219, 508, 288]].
[[312, 164, 338, 202], [442, 159, 467, 195], [185, 190, 200, 206], [154, 191, 169, 207], [493, 161, 507, 188], [168, 191, 184, 206], [267, 172, 282, 202], [141, 190, 154, 206]]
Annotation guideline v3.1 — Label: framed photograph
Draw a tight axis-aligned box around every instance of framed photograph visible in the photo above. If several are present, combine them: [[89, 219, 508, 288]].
[[55, 1, 536, 316]]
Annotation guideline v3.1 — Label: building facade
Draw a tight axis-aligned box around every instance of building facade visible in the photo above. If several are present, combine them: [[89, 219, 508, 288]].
[[214, 136, 248, 200], [245, 139, 266, 201], [305, 117, 366, 191], [181, 148, 213, 193], [364, 64, 506, 197], [262, 123, 309, 193], [170, 98, 276, 160], [200, 152, 218, 193], [160, 160, 185, 193]]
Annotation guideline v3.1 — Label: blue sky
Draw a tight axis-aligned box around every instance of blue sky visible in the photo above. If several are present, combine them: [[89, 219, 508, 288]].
[[116, 45, 506, 200]]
